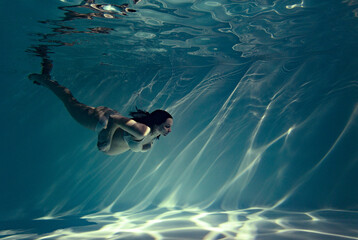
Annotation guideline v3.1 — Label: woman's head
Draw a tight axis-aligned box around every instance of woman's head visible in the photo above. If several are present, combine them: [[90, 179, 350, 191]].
[[130, 108, 173, 136]]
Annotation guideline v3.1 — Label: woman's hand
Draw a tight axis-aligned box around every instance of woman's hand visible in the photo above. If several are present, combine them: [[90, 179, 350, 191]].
[[142, 142, 152, 151]]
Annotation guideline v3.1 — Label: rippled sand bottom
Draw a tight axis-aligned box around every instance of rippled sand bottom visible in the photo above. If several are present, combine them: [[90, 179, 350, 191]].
[[2, 207, 357, 240]]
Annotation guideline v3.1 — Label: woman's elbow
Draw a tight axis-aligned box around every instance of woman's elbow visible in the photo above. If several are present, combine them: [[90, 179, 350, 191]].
[[138, 125, 151, 137]]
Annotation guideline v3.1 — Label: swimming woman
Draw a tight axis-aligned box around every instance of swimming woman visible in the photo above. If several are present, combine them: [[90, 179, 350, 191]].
[[28, 56, 173, 155]]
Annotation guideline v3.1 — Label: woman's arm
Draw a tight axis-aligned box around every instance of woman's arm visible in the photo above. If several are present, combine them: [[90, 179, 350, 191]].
[[110, 114, 150, 139]]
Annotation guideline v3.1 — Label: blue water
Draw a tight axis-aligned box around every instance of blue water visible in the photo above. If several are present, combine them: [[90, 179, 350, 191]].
[[1, 0, 358, 239]]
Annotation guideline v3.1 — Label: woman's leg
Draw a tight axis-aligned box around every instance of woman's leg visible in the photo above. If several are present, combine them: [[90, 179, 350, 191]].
[[29, 47, 118, 151], [29, 73, 104, 131], [29, 46, 107, 131], [29, 73, 120, 152]]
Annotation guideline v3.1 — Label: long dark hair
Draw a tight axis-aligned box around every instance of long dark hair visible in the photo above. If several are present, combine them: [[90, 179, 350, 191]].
[[129, 108, 173, 131]]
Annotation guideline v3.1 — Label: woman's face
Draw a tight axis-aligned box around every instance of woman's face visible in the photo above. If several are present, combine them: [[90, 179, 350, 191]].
[[158, 118, 173, 136]]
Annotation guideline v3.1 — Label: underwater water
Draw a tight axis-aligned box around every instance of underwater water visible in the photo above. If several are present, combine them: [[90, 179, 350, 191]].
[[1, 0, 358, 239]]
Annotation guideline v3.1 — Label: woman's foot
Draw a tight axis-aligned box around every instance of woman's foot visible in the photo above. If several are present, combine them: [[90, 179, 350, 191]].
[[28, 73, 51, 86]]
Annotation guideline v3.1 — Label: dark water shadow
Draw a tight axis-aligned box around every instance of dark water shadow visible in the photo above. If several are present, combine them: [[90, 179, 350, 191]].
[[0, 216, 96, 236]]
